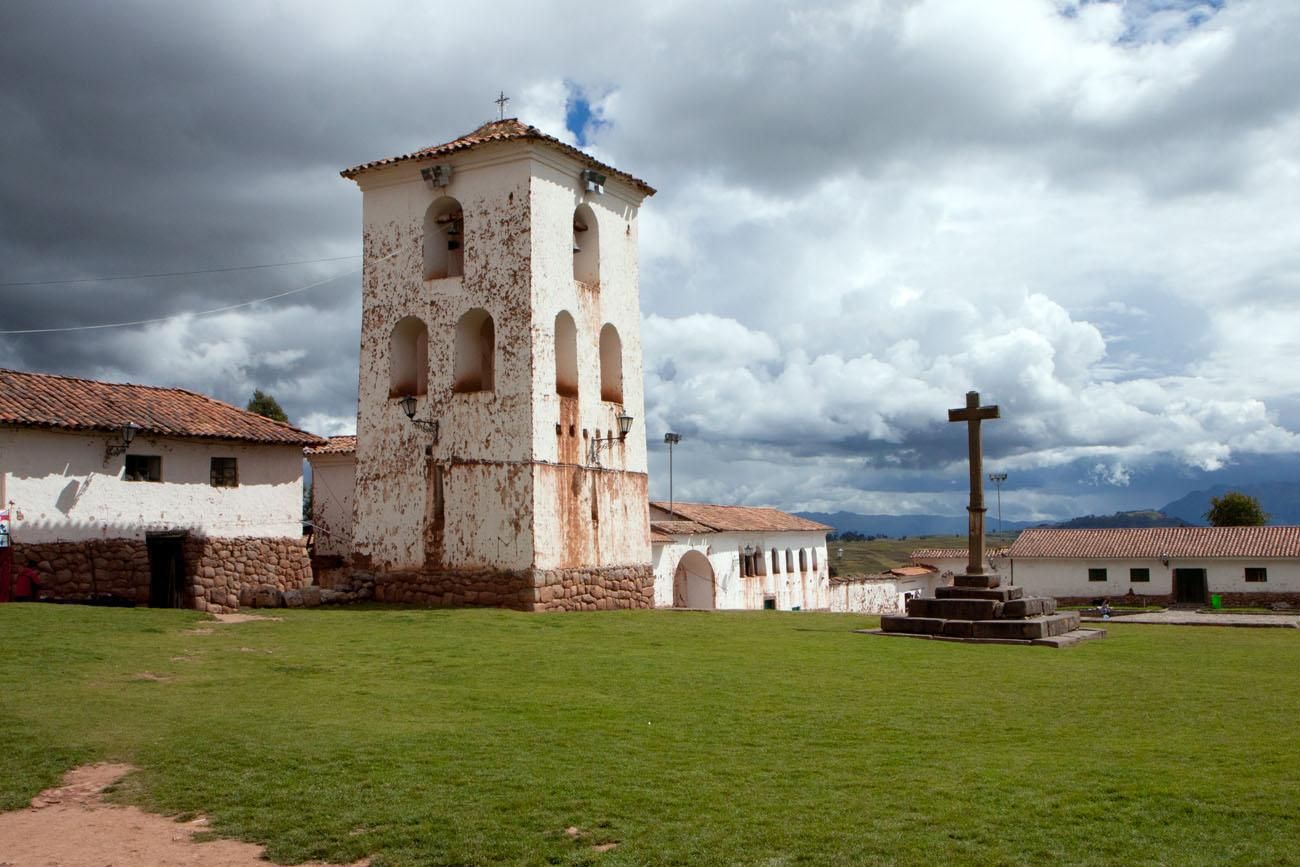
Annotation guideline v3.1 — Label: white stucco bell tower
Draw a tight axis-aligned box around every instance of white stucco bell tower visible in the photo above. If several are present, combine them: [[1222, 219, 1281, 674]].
[[340, 118, 656, 610]]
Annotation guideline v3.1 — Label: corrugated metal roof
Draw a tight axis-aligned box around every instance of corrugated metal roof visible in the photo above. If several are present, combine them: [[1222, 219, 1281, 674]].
[[0, 368, 324, 447], [340, 118, 655, 195], [1007, 526, 1300, 559]]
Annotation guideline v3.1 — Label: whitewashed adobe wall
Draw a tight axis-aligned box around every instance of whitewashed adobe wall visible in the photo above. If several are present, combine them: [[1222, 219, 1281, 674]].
[[349, 136, 650, 574], [652, 530, 830, 610], [0, 427, 304, 543], [1009, 557, 1300, 598], [308, 452, 355, 558]]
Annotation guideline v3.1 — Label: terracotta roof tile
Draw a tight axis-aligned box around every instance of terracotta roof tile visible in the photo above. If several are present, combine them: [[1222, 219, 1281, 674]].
[[887, 565, 938, 577], [650, 502, 832, 534], [910, 547, 1010, 561], [650, 519, 715, 536], [305, 435, 357, 455], [340, 118, 655, 195], [1007, 526, 1300, 559], [0, 368, 325, 447]]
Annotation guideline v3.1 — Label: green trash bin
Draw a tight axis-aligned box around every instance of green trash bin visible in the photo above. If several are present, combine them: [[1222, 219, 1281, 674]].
[[1211, 594, 1223, 609]]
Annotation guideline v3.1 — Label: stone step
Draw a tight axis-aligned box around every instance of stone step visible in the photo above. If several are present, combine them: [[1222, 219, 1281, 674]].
[[879, 615, 944, 635], [971, 612, 1080, 640], [936, 585, 1024, 602], [953, 573, 1003, 589], [906, 597, 1002, 620], [1002, 597, 1057, 618]]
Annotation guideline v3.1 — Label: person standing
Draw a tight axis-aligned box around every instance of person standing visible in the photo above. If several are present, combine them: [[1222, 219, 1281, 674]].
[[13, 560, 40, 601]]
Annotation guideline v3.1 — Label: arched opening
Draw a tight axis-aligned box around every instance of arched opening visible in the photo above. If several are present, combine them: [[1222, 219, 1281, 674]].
[[554, 311, 578, 397], [786, 549, 794, 574], [812, 548, 819, 572], [755, 547, 767, 577], [573, 204, 599, 287], [389, 316, 428, 398], [672, 550, 715, 609], [423, 196, 464, 280], [599, 323, 622, 403], [799, 549, 808, 573], [771, 548, 781, 575], [454, 308, 495, 393]]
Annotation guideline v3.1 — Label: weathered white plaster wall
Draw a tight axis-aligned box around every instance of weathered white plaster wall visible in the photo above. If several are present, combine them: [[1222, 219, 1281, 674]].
[[348, 137, 651, 574], [0, 427, 304, 543], [1009, 557, 1300, 597], [828, 576, 939, 614], [307, 452, 355, 557], [652, 530, 830, 610]]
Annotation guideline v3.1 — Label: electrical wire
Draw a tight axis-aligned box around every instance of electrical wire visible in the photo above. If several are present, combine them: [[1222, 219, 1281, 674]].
[[0, 254, 361, 288], [0, 250, 397, 336]]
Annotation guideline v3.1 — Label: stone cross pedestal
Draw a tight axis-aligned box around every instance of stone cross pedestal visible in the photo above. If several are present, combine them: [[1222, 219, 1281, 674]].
[[879, 390, 1102, 646]]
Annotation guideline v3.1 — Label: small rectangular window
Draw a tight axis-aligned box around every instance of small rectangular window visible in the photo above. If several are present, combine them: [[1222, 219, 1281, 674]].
[[124, 455, 161, 482], [1130, 567, 1150, 583], [210, 457, 238, 487], [1088, 568, 1107, 582], [1245, 567, 1268, 583]]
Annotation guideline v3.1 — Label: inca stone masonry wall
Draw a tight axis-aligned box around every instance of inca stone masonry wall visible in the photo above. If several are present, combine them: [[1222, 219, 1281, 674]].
[[373, 564, 654, 611], [11, 535, 312, 614]]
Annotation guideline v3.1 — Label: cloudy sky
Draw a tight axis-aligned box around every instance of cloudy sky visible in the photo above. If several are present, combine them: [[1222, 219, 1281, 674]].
[[4, 0, 1299, 521]]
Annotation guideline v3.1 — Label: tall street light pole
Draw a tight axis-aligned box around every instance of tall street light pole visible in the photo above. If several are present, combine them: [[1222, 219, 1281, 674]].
[[988, 472, 1008, 536], [664, 432, 682, 516]]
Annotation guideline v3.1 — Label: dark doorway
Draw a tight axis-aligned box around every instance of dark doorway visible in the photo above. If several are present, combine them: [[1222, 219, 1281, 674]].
[[1174, 568, 1208, 605], [147, 532, 187, 608]]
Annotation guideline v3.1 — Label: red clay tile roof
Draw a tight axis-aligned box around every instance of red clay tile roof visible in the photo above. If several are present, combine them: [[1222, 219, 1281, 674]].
[[1007, 526, 1300, 559], [340, 118, 655, 195], [305, 435, 357, 455], [0, 368, 325, 447], [887, 565, 938, 577], [650, 519, 715, 536], [910, 547, 1010, 561], [650, 531, 675, 544], [650, 501, 832, 534]]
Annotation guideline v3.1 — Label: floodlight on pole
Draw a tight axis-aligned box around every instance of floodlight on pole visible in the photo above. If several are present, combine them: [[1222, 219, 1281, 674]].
[[664, 432, 682, 516], [988, 472, 1008, 535]]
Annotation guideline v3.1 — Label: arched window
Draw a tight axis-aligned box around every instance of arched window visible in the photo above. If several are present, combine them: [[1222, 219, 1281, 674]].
[[599, 323, 623, 403], [799, 549, 808, 573], [786, 549, 794, 574], [812, 548, 819, 571], [755, 547, 767, 577], [554, 311, 578, 397], [389, 316, 428, 397], [423, 197, 464, 281], [573, 204, 599, 286], [771, 549, 781, 574], [454, 308, 495, 393]]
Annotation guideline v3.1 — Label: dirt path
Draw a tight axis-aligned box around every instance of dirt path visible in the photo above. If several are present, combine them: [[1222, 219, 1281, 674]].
[[0, 764, 366, 866]]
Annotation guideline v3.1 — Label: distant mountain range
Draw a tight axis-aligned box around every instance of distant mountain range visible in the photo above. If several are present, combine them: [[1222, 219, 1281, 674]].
[[797, 481, 1300, 538]]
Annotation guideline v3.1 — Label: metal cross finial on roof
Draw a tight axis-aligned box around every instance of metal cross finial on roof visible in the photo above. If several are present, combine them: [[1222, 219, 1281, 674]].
[[495, 91, 510, 120]]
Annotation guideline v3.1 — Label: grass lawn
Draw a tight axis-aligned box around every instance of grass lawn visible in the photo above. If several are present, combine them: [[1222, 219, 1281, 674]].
[[830, 534, 1019, 575], [2, 604, 1299, 865]]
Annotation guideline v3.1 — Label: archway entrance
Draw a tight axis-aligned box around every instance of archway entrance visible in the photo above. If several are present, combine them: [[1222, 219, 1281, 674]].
[[672, 550, 715, 609]]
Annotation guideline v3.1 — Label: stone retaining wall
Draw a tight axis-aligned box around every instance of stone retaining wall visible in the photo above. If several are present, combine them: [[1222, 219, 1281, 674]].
[[10, 535, 312, 614], [373, 564, 655, 611], [1058, 591, 1300, 608]]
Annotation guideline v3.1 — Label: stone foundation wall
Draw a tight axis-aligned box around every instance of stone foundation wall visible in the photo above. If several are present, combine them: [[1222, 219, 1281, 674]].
[[1214, 591, 1300, 608], [10, 535, 312, 614], [1058, 591, 1300, 608], [373, 564, 655, 611], [12, 539, 151, 604], [1057, 593, 1175, 607], [185, 536, 313, 614]]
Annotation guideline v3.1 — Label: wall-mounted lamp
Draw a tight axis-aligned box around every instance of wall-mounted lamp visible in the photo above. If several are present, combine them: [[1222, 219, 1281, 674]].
[[421, 165, 452, 187], [1160, 553, 1170, 567], [399, 395, 440, 441], [581, 168, 606, 195], [744, 544, 754, 557], [105, 422, 141, 460], [589, 412, 634, 466]]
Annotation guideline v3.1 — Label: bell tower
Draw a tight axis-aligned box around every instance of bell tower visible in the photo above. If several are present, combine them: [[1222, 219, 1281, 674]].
[[340, 119, 656, 610]]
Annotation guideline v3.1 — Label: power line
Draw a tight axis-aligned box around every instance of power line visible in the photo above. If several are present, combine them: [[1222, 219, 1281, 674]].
[[0, 250, 397, 335], [0, 254, 361, 288]]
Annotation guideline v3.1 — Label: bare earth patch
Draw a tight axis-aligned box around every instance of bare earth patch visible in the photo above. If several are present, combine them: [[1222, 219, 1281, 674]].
[[0, 764, 367, 866], [212, 612, 282, 624]]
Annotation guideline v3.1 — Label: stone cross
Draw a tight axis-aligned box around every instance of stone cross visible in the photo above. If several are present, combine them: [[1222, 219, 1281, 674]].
[[495, 91, 510, 120], [948, 390, 1000, 576]]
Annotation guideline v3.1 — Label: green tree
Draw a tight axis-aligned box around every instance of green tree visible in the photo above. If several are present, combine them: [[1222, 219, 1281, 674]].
[[1205, 491, 1269, 526], [246, 389, 289, 423]]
